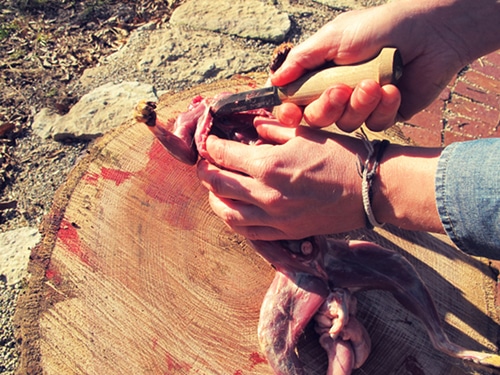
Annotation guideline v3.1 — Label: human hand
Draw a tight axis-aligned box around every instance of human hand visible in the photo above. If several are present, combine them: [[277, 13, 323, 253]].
[[196, 118, 369, 240], [271, 0, 484, 132], [270, 10, 402, 132]]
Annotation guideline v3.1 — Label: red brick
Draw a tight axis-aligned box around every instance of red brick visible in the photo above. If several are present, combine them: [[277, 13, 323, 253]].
[[447, 95, 500, 127], [462, 70, 500, 94], [428, 94, 447, 112], [482, 65, 500, 79], [443, 130, 476, 146], [438, 86, 452, 101], [482, 50, 500, 67], [405, 108, 443, 131], [491, 124, 500, 138], [400, 124, 442, 147], [454, 80, 499, 108], [446, 114, 496, 139], [470, 53, 500, 77]]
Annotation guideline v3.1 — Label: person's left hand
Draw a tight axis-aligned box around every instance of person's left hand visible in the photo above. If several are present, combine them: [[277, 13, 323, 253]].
[[196, 118, 368, 240]]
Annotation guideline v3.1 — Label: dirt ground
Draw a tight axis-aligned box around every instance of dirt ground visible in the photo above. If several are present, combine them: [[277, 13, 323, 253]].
[[0, 0, 182, 232]]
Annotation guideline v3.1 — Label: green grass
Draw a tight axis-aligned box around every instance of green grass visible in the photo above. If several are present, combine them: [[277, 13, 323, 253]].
[[0, 21, 19, 41]]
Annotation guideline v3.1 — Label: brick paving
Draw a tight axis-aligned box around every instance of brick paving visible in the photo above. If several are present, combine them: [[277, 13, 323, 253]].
[[398, 50, 500, 147]]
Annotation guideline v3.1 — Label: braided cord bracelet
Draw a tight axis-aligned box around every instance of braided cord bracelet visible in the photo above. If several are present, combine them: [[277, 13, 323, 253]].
[[357, 131, 390, 229]]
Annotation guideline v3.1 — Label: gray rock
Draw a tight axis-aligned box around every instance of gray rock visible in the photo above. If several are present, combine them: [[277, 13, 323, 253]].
[[32, 82, 158, 141], [170, 0, 290, 42], [31, 107, 61, 140], [80, 24, 272, 95], [0, 227, 40, 285]]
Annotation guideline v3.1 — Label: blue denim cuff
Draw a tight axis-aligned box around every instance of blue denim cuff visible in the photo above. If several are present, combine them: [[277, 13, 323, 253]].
[[435, 139, 500, 259]]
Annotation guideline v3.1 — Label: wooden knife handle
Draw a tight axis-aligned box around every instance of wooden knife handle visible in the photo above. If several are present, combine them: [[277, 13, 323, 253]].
[[278, 47, 403, 106]]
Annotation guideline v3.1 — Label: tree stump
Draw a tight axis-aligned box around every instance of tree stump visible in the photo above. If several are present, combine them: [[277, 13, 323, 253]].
[[15, 74, 500, 375]]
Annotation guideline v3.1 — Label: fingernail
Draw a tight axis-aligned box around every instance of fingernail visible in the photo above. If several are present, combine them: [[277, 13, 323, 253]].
[[328, 85, 351, 106], [362, 90, 378, 105], [357, 83, 380, 106]]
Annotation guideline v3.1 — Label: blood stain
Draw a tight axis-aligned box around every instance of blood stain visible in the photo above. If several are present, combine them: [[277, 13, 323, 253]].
[[151, 337, 159, 351], [58, 218, 96, 269], [45, 262, 62, 285], [164, 352, 191, 372], [82, 171, 100, 185], [249, 352, 267, 369], [100, 167, 132, 186], [137, 141, 196, 229]]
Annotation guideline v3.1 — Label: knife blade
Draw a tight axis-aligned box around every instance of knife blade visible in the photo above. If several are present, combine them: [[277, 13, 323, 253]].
[[212, 47, 402, 116]]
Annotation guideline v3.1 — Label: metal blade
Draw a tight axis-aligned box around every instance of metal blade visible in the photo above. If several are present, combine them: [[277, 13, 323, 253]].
[[212, 86, 282, 116]]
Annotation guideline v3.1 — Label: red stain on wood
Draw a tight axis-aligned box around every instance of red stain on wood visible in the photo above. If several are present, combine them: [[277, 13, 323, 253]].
[[58, 219, 96, 269], [45, 262, 62, 285], [135, 140, 197, 230], [164, 352, 191, 373], [142, 141, 174, 200], [151, 337, 158, 351], [232, 74, 258, 89], [233, 370, 243, 375], [249, 352, 267, 369], [81, 171, 100, 185], [141, 141, 177, 204], [100, 167, 132, 186], [83, 168, 133, 187]]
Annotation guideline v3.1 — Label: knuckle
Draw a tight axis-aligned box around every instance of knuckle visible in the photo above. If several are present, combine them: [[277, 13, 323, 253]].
[[253, 154, 281, 180], [207, 138, 226, 164], [221, 207, 239, 226], [260, 189, 283, 208], [208, 175, 225, 195]]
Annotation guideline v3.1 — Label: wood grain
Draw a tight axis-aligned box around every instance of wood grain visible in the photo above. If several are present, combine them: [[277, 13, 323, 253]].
[[15, 74, 500, 375]]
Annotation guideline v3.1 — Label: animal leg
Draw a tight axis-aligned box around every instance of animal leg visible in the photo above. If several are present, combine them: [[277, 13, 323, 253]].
[[326, 239, 500, 368], [258, 271, 328, 375]]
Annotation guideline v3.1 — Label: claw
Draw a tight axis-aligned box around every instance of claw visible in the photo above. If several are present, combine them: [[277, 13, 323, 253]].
[[134, 99, 199, 165], [134, 100, 157, 127]]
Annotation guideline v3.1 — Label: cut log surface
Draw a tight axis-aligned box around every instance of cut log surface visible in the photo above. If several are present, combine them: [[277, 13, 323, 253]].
[[15, 74, 500, 375]]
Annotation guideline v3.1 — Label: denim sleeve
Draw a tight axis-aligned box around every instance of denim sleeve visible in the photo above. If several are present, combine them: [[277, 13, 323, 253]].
[[435, 139, 500, 259]]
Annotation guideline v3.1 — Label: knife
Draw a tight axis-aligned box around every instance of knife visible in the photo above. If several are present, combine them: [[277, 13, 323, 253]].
[[212, 47, 403, 116]]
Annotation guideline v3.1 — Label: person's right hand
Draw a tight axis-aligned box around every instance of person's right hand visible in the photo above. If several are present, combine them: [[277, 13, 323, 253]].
[[271, 0, 498, 132]]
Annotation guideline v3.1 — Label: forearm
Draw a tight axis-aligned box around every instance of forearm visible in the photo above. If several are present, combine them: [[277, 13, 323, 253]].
[[371, 144, 444, 233], [446, 0, 500, 63], [371, 139, 500, 258], [390, 0, 500, 66]]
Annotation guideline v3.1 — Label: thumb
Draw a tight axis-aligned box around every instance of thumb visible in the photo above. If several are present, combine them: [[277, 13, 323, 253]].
[[271, 11, 390, 87]]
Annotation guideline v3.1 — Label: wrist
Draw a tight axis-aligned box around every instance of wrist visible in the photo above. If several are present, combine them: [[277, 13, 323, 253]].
[[370, 144, 444, 233], [394, 0, 500, 66]]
